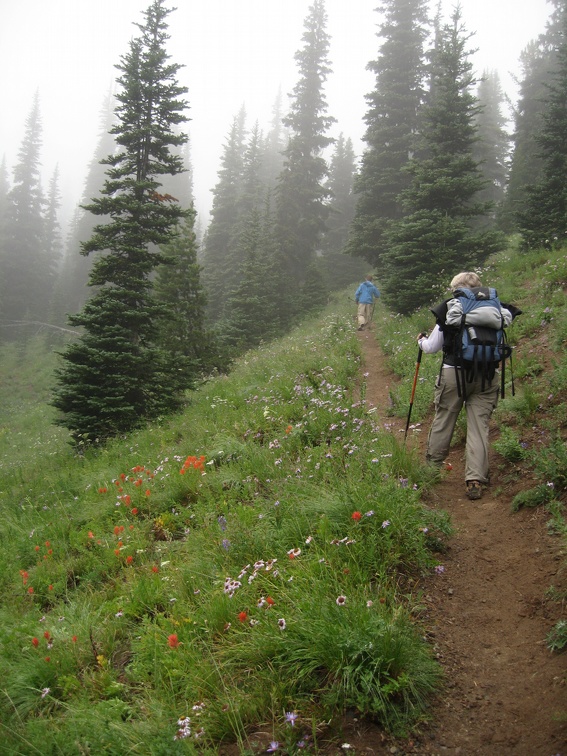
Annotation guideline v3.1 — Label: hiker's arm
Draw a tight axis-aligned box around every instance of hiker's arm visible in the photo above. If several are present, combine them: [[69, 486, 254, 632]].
[[418, 325, 443, 354]]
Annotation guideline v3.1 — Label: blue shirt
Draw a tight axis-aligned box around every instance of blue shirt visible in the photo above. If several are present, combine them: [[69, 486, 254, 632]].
[[355, 280, 380, 304]]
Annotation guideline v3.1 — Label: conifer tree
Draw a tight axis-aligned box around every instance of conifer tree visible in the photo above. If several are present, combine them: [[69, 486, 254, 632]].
[[0, 92, 46, 332], [53, 0, 190, 443], [502, 41, 550, 231], [345, 0, 429, 269], [261, 89, 287, 191], [201, 107, 247, 320], [43, 166, 63, 326], [54, 91, 117, 323], [153, 209, 223, 387], [383, 8, 503, 313], [520, 5, 567, 248], [473, 71, 510, 227], [320, 135, 366, 288], [275, 0, 335, 288]]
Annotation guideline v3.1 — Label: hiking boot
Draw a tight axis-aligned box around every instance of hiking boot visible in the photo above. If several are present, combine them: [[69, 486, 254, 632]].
[[466, 480, 482, 500]]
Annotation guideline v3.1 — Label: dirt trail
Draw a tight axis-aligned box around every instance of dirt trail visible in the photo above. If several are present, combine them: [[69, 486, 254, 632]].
[[343, 328, 567, 756]]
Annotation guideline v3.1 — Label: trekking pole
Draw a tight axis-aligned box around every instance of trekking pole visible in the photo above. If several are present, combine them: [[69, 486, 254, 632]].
[[404, 339, 425, 441]]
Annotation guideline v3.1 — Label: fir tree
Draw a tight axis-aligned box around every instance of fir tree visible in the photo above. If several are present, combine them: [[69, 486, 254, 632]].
[[383, 8, 504, 313], [54, 91, 117, 323], [53, 0, 190, 443], [520, 4, 567, 249], [0, 92, 46, 333], [201, 106, 247, 320], [473, 71, 510, 227], [345, 0, 429, 269], [154, 209, 222, 387], [275, 0, 335, 288], [502, 41, 551, 231], [320, 135, 367, 288]]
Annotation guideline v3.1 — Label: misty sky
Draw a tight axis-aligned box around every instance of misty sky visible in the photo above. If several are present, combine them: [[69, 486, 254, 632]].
[[0, 0, 553, 225]]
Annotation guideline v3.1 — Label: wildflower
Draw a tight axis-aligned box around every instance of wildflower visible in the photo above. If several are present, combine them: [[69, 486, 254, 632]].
[[48, 585, 53, 591], [351, 511, 362, 521], [250, 619, 260, 626], [287, 547, 301, 559], [168, 634, 180, 648], [126, 555, 133, 565], [174, 716, 192, 740], [72, 635, 78, 643], [88, 531, 94, 539], [41, 687, 50, 698], [151, 565, 159, 573], [222, 539, 231, 550], [277, 618, 286, 631], [44, 656, 50, 662], [435, 565, 445, 574], [365, 510, 374, 517], [267, 741, 280, 752], [285, 425, 293, 434], [43, 631, 51, 640], [305, 535, 313, 544], [218, 515, 228, 532], [381, 520, 390, 529], [547, 481, 555, 488], [131, 508, 138, 515], [336, 595, 347, 606], [266, 596, 275, 606], [366, 600, 373, 607], [32, 637, 39, 648], [35, 545, 40, 552], [285, 711, 298, 726], [115, 610, 124, 618], [238, 611, 248, 623], [27, 587, 34, 594]]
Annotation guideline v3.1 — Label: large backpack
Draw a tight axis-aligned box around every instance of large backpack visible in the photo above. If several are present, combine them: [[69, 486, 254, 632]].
[[445, 286, 514, 398]]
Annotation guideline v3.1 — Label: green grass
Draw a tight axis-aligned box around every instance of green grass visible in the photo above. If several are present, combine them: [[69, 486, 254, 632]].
[[0, 294, 450, 753], [1, 243, 565, 753]]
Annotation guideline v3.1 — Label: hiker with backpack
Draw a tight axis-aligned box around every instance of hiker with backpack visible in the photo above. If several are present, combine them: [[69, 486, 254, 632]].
[[354, 275, 381, 331], [418, 271, 521, 500]]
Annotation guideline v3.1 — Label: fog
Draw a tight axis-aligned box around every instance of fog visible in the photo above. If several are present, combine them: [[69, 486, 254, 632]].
[[0, 0, 552, 227]]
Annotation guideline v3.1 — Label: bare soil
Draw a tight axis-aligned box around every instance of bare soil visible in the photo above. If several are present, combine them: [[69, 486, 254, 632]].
[[333, 327, 567, 756]]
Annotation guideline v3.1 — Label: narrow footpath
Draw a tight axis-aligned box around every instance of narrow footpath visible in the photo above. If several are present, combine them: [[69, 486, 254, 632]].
[[342, 327, 567, 756]]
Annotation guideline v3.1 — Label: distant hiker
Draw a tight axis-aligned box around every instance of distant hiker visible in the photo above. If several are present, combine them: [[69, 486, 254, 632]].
[[354, 275, 380, 331], [418, 271, 521, 501]]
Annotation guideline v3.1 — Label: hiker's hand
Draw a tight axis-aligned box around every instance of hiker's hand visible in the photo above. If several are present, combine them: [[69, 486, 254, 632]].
[[417, 332, 427, 342]]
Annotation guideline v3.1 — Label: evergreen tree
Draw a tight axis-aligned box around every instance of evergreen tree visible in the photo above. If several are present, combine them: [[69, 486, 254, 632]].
[[53, 0, 190, 443], [383, 8, 503, 313], [502, 41, 551, 231], [43, 166, 63, 325], [223, 203, 291, 351], [275, 0, 335, 288], [473, 71, 510, 227], [0, 92, 46, 332], [520, 4, 567, 248], [154, 209, 223, 386], [320, 135, 367, 287], [54, 91, 117, 323], [261, 88, 287, 191], [201, 106, 247, 318], [345, 0, 429, 269]]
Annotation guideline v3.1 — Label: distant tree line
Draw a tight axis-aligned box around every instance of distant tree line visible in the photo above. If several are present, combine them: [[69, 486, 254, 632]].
[[0, 0, 565, 440]]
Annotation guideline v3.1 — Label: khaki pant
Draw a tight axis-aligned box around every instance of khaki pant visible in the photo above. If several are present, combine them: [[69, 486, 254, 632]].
[[426, 367, 499, 483], [357, 303, 373, 328]]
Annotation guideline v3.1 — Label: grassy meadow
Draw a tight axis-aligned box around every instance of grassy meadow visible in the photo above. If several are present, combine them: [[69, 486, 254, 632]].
[[0, 245, 565, 754]]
